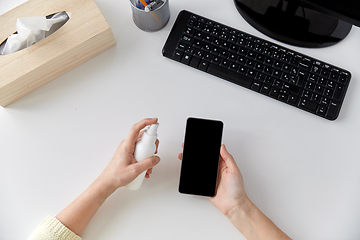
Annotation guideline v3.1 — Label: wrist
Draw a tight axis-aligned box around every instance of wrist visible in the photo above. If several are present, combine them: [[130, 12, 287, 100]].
[[226, 195, 253, 222], [226, 196, 292, 240], [93, 176, 117, 202]]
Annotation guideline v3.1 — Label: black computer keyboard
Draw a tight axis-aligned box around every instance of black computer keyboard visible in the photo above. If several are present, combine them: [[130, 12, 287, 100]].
[[162, 10, 352, 120]]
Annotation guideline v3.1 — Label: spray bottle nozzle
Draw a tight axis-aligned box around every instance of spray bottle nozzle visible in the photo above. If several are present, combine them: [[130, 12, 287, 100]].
[[147, 122, 159, 136]]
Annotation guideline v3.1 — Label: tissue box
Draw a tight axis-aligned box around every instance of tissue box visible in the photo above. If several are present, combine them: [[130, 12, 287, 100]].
[[0, 0, 116, 107]]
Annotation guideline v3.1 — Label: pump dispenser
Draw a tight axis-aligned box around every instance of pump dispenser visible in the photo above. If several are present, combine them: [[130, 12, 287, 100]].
[[125, 122, 159, 190]]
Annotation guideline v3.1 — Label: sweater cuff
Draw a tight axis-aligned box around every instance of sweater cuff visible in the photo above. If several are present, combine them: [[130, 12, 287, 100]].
[[28, 215, 82, 240]]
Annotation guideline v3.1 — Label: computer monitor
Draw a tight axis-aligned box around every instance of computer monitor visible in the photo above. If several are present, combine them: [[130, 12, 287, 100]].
[[234, 0, 360, 48]]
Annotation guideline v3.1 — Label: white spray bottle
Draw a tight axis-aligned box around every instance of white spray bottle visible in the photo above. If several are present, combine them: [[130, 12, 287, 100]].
[[125, 122, 159, 190]]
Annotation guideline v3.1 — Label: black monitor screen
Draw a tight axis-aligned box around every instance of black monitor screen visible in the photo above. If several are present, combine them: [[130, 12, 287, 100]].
[[234, 0, 360, 47]]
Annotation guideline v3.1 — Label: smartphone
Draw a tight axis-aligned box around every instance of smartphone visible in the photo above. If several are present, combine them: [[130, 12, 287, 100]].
[[179, 117, 224, 197]]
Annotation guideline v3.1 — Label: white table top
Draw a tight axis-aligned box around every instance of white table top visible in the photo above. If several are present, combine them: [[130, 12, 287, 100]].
[[1, 0, 360, 239]]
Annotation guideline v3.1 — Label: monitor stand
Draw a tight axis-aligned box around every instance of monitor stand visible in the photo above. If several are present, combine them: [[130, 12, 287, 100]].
[[234, 0, 352, 48]]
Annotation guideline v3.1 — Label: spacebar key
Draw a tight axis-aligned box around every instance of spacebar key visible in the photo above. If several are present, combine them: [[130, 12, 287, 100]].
[[207, 63, 253, 88]]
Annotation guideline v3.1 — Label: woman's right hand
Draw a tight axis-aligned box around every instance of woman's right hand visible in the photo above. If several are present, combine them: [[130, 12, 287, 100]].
[[208, 145, 248, 218], [178, 144, 247, 218]]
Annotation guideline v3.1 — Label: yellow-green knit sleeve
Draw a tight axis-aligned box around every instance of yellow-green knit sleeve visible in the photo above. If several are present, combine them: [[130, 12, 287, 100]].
[[28, 215, 82, 240]]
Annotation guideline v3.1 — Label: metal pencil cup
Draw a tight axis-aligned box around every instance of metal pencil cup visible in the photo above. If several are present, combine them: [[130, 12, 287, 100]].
[[130, 0, 170, 32]]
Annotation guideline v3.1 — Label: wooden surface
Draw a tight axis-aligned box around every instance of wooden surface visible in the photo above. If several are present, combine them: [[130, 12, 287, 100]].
[[0, 0, 116, 107]]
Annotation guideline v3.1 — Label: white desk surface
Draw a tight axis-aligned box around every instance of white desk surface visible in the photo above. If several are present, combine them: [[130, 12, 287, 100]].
[[1, 0, 360, 239]]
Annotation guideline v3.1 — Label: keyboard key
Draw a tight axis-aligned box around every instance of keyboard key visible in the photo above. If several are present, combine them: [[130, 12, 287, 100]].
[[264, 57, 274, 66], [263, 66, 272, 75], [190, 57, 201, 68], [325, 101, 340, 120], [255, 72, 266, 81], [211, 56, 221, 65], [320, 69, 330, 78], [311, 65, 321, 74], [181, 53, 192, 64], [203, 34, 212, 43], [245, 60, 255, 68], [184, 27, 195, 37], [314, 85, 323, 94], [207, 63, 253, 88], [296, 71, 306, 87], [324, 89, 333, 98], [247, 70, 257, 78], [333, 85, 344, 101], [251, 81, 261, 92], [260, 85, 271, 95], [238, 66, 248, 75], [283, 83, 301, 95], [298, 99, 317, 112], [278, 93, 288, 102], [180, 35, 193, 44], [202, 44, 211, 52], [198, 60, 209, 71], [194, 50, 204, 58], [316, 105, 327, 117], [289, 57, 299, 67], [301, 90, 311, 99], [305, 82, 315, 91], [339, 71, 350, 84], [173, 50, 183, 61], [320, 97, 330, 106], [311, 93, 321, 103], [193, 40, 202, 48], [287, 95, 298, 105], [220, 59, 230, 68], [329, 71, 339, 81], [228, 53, 237, 61], [299, 62, 310, 70], [219, 50, 228, 58], [228, 61, 237, 70], [273, 80, 283, 88], [289, 75, 298, 85], [203, 53, 212, 61], [269, 88, 279, 98], [308, 74, 318, 82], [326, 80, 335, 89]]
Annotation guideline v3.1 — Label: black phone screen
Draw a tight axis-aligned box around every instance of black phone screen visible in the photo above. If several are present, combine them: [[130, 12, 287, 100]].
[[179, 117, 224, 197]]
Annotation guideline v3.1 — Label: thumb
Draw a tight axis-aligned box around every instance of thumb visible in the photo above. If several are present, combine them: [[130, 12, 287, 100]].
[[135, 156, 160, 173]]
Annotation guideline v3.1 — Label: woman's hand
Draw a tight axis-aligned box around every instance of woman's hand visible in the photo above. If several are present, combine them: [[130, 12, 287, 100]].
[[56, 118, 160, 236], [179, 144, 291, 240], [209, 145, 247, 217], [178, 144, 246, 217], [99, 118, 160, 194]]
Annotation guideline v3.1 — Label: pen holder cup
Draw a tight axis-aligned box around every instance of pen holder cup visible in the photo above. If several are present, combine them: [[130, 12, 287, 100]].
[[130, 0, 170, 32]]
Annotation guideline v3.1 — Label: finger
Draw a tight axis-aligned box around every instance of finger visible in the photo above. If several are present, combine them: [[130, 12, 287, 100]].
[[124, 118, 158, 151], [178, 143, 184, 160], [220, 144, 238, 169], [155, 139, 160, 154], [145, 168, 153, 178], [138, 130, 145, 140], [134, 156, 160, 175]]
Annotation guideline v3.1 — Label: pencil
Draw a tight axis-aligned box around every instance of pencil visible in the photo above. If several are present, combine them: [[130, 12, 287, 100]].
[[138, 0, 162, 25]]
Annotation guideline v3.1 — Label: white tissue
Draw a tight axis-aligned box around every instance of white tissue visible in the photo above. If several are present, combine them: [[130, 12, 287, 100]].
[[0, 12, 69, 55]]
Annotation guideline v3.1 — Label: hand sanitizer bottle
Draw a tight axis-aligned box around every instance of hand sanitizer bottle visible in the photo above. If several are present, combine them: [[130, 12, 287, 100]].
[[125, 122, 159, 190]]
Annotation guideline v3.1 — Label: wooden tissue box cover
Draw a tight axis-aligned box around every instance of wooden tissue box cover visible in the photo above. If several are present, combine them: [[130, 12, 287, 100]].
[[0, 0, 116, 107]]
